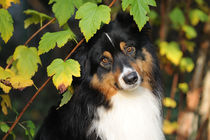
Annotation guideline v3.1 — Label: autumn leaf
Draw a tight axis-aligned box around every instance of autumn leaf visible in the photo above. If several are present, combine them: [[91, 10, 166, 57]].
[[0, 94, 12, 115], [13, 45, 41, 78], [9, 75, 33, 90], [47, 59, 80, 93], [178, 82, 189, 93], [0, 67, 14, 93], [163, 120, 178, 134], [75, 2, 111, 41], [163, 97, 177, 108], [159, 41, 183, 65], [0, 0, 20, 9], [0, 9, 14, 43]]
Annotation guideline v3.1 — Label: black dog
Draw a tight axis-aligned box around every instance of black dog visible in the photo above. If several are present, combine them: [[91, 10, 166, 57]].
[[35, 13, 165, 140]]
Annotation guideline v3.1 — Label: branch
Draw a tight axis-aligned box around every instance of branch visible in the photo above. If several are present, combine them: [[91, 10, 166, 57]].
[[5, 18, 56, 70], [2, 0, 117, 139]]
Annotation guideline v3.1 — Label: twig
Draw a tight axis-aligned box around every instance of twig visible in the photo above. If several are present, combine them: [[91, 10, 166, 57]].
[[4, 18, 56, 70], [166, 73, 179, 120], [2, 1, 117, 139]]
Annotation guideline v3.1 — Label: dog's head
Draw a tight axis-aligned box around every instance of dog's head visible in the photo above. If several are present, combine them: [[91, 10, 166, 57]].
[[74, 13, 162, 100]]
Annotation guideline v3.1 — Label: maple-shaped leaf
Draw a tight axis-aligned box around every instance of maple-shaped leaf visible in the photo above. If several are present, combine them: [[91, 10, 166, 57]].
[[75, 2, 111, 41], [24, 9, 53, 29], [49, 0, 83, 26], [0, 9, 14, 43], [47, 58, 80, 93], [38, 27, 75, 55], [122, 0, 156, 31], [0, 67, 14, 93], [9, 75, 33, 90], [0, 0, 20, 9], [0, 94, 12, 115], [13, 45, 41, 78]]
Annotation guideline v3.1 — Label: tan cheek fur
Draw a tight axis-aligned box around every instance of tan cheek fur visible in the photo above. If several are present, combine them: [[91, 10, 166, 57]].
[[91, 73, 118, 100], [136, 48, 154, 90]]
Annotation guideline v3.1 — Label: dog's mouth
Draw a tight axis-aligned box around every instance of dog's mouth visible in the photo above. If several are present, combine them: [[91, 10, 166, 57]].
[[118, 67, 141, 91]]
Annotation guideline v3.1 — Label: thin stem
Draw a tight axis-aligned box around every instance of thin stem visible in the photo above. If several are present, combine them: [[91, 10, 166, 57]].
[[3, 0, 117, 139], [4, 18, 56, 70]]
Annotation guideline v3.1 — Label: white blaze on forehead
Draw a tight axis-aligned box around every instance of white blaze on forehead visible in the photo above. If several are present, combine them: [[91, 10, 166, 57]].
[[118, 66, 141, 90]]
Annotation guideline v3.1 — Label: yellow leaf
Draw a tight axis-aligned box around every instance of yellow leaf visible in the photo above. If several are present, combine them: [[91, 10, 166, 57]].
[[0, 67, 14, 93], [163, 97, 177, 108], [0, 0, 20, 9], [0, 83, 11, 93], [9, 75, 33, 89], [163, 120, 178, 134], [0, 94, 12, 115], [178, 82, 189, 93]]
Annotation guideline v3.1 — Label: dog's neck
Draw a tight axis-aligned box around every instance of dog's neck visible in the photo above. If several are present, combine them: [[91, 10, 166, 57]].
[[88, 86, 165, 140]]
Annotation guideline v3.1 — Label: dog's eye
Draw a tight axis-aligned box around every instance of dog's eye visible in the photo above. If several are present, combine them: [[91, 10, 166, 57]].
[[125, 46, 136, 56], [102, 57, 109, 64], [100, 57, 111, 69]]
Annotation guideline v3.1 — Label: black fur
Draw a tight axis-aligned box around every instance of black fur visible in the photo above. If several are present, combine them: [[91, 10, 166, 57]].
[[34, 13, 163, 140]]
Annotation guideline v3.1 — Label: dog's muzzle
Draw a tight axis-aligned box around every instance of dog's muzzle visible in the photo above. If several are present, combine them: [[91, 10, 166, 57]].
[[119, 67, 141, 90]]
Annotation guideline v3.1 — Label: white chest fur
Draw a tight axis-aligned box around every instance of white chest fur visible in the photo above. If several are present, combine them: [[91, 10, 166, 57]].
[[89, 87, 165, 140]]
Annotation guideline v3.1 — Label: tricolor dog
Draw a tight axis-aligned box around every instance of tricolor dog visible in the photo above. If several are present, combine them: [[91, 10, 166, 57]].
[[35, 13, 165, 140]]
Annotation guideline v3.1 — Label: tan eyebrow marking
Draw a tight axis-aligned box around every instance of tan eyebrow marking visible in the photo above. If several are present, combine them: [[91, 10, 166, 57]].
[[120, 42, 126, 52], [103, 51, 113, 61]]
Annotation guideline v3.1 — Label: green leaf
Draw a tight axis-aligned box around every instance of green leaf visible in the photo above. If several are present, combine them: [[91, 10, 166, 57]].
[[75, 2, 111, 41], [169, 7, 185, 28], [179, 57, 194, 72], [47, 59, 80, 93], [122, 0, 156, 31], [0, 9, 14, 43], [26, 121, 35, 137], [38, 27, 75, 55], [24, 9, 53, 29], [189, 9, 208, 26], [182, 25, 197, 39], [59, 88, 73, 108], [13, 45, 41, 78], [83, 0, 102, 3], [0, 122, 10, 133], [49, 0, 82, 26], [159, 41, 183, 65], [178, 82, 189, 93]]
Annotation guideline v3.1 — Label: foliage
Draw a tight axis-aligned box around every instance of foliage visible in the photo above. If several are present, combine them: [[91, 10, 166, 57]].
[[122, 0, 156, 30], [75, 2, 111, 41], [24, 9, 53, 29], [47, 59, 80, 93], [0, 0, 209, 139], [0, 9, 14, 43]]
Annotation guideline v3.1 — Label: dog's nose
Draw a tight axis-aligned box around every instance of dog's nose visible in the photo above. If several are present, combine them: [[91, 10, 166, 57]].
[[123, 72, 138, 85]]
